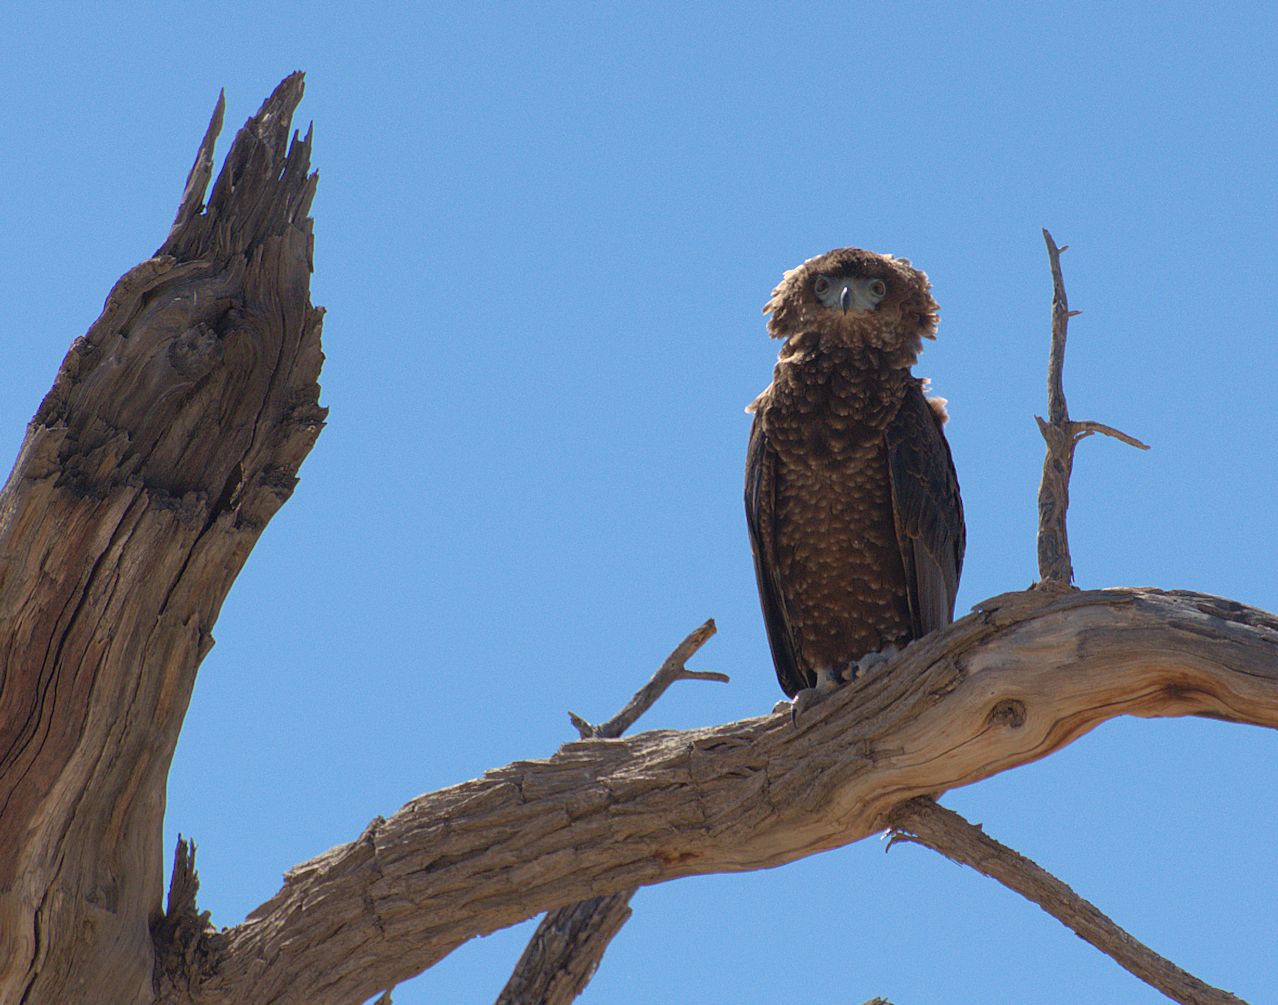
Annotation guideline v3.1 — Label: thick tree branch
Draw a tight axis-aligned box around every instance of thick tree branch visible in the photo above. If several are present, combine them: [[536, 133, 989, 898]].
[[186, 587, 1275, 1005], [1035, 229, 1149, 587], [887, 798, 1245, 1005], [499, 619, 721, 1005]]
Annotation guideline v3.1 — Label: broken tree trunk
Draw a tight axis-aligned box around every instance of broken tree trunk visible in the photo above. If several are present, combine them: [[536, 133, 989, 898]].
[[0, 74, 324, 1004]]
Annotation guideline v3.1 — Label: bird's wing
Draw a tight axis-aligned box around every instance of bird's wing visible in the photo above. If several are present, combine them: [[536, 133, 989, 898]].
[[885, 382, 966, 638], [745, 407, 809, 697]]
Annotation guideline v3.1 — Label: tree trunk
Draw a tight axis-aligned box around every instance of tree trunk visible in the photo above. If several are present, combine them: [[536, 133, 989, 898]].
[[0, 74, 324, 1005]]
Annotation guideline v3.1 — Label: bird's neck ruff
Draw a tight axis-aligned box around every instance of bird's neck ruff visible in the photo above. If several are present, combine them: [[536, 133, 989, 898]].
[[779, 328, 920, 374]]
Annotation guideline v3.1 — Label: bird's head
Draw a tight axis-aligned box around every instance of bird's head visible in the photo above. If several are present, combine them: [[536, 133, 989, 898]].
[[763, 247, 939, 363]]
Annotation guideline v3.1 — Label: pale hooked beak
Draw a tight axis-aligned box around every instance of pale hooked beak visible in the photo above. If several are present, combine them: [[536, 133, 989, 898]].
[[839, 284, 852, 314]]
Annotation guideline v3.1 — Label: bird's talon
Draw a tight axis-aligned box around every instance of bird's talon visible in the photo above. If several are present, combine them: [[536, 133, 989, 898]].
[[789, 686, 827, 725]]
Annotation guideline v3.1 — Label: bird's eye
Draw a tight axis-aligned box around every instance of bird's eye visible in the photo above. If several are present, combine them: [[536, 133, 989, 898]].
[[813, 276, 830, 296], [869, 279, 887, 298]]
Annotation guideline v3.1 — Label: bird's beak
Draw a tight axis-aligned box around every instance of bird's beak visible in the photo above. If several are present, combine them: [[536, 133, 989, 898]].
[[839, 284, 852, 314]]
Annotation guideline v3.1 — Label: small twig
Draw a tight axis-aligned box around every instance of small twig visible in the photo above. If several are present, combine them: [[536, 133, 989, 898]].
[[568, 618, 724, 739], [498, 620, 721, 1005], [887, 798, 1247, 1005], [1072, 419, 1149, 450], [1035, 230, 1149, 587]]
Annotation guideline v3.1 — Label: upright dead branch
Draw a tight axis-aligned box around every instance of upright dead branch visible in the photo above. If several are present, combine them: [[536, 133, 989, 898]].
[[498, 620, 722, 1005], [1035, 229, 1148, 587], [888, 799, 1246, 1005], [0, 74, 323, 1004]]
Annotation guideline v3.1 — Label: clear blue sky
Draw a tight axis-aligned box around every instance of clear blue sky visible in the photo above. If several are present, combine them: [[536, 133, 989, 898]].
[[3, 4, 1276, 1002]]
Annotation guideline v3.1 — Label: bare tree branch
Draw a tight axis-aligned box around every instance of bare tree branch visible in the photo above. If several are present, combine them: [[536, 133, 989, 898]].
[[496, 894, 634, 1005], [2, 83, 1266, 1005], [887, 798, 1246, 1005], [181, 587, 1278, 1005], [569, 618, 723, 739], [1035, 229, 1149, 587], [500, 619, 720, 1004]]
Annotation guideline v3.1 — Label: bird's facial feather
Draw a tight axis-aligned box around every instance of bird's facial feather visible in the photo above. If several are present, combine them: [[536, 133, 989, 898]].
[[763, 247, 939, 365]]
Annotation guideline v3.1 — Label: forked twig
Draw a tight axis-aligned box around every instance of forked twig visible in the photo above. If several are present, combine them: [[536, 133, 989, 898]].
[[568, 619, 724, 739]]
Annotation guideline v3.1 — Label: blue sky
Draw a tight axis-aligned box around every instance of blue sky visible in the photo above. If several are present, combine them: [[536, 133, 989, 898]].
[[3, 3, 1276, 1002]]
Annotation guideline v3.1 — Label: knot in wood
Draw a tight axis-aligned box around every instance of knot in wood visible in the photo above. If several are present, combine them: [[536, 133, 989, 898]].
[[988, 698, 1026, 728], [168, 322, 224, 379]]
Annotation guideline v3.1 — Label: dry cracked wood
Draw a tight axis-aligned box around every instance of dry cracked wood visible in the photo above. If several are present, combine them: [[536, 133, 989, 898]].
[[192, 587, 1278, 1005], [0, 74, 323, 1005]]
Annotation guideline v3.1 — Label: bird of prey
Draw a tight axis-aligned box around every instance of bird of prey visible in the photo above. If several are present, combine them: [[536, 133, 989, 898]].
[[744, 247, 964, 711]]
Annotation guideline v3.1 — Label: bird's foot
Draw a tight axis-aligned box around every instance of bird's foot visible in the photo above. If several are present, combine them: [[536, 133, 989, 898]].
[[846, 643, 899, 682], [783, 648, 902, 725], [787, 665, 848, 725]]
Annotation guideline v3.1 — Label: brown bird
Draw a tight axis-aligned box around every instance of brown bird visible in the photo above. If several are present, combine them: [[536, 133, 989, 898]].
[[745, 247, 964, 712]]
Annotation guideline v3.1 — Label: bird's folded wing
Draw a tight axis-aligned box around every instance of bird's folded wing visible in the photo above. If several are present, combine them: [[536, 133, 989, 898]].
[[745, 407, 809, 697], [885, 383, 966, 638]]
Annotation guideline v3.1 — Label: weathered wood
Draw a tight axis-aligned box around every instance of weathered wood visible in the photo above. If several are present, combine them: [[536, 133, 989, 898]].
[[189, 587, 1274, 1004], [0, 73, 323, 1005], [2, 80, 1270, 1005], [569, 618, 723, 740]]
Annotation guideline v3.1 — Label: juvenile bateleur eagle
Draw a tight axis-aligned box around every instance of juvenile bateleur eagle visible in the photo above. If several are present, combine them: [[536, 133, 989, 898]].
[[745, 248, 965, 708]]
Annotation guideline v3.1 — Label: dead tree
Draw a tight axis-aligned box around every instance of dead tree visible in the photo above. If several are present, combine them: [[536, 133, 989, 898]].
[[0, 76, 1269, 1005]]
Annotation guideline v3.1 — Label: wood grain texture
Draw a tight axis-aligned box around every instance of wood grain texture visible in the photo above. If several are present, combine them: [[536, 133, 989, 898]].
[[0, 73, 323, 1005], [191, 587, 1278, 1005]]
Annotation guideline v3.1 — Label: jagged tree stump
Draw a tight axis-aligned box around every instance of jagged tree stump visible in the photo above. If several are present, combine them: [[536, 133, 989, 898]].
[[0, 74, 324, 1004]]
